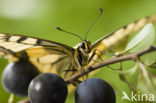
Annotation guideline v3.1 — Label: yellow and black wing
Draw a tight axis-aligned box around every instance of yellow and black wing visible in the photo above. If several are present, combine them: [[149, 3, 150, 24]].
[[1, 15, 156, 76], [89, 15, 156, 64], [0, 33, 75, 74]]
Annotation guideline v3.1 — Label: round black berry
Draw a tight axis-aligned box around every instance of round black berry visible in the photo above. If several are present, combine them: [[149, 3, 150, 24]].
[[2, 59, 40, 96], [28, 73, 68, 103], [75, 78, 116, 103]]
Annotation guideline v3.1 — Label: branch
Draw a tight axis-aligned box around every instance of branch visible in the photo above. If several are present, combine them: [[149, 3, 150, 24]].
[[18, 98, 30, 103], [18, 46, 156, 103], [65, 46, 156, 83]]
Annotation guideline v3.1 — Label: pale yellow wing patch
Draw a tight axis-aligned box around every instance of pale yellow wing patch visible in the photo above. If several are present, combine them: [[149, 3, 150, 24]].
[[91, 15, 156, 52], [0, 33, 74, 76], [30, 54, 71, 75], [89, 15, 156, 64]]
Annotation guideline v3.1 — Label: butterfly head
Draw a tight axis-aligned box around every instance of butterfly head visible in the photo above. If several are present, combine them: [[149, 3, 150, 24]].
[[79, 40, 91, 53]]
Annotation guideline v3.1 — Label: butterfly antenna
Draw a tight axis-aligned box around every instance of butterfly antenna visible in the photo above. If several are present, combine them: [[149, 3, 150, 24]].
[[84, 8, 103, 40], [56, 27, 83, 41]]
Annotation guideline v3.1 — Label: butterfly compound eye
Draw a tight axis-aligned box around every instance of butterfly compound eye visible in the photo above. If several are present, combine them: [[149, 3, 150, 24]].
[[80, 42, 86, 49]]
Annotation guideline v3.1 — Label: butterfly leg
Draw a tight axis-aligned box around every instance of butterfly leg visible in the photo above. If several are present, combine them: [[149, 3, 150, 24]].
[[64, 64, 78, 78], [89, 49, 121, 71], [70, 80, 82, 87], [88, 49, 105, 63], [64, 64, 72, 78], [80, 67, 85, 80], [89, 48, 115, 63]]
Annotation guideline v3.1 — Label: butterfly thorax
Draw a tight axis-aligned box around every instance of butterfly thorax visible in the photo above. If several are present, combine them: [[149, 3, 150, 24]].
[[74, 40, 91, 68]]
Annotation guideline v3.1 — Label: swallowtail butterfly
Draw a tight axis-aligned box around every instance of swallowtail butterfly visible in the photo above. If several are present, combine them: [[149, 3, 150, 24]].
[[0, 12, 156, 78]]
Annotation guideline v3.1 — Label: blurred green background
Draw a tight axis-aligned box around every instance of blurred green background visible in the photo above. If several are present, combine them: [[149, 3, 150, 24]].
[[0, 0, 156, 103]]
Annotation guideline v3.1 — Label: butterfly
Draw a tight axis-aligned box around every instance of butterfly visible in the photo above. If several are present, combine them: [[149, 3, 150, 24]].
[[0, 13, 156, 79]]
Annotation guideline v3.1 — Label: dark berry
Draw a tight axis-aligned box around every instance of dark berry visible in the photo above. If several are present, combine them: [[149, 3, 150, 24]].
[[75, 78, 116, 103], [2, 59, 40, 96], [28, 73, 68, 103]]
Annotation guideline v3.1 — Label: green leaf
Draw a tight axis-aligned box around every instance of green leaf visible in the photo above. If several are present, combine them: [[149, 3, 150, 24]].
[[138, 67, 156, 94], [124, 23, 155, 53], [141, 51, 156, 66], [137, 62, 156, 102]]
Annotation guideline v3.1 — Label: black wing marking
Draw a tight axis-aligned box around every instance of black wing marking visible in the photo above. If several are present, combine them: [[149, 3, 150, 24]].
[[90, 15, 156, 61], [0, 33, 75, 75]]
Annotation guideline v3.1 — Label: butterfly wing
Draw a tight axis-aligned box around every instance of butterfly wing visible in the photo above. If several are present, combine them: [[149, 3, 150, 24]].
[[89, 15, 156, 63], [0, 33, 75, 75]]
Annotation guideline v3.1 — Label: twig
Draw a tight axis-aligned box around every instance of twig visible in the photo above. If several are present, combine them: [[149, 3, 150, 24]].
[[18, 46, 156, 103], [65, 46, 156, 83], [17, 98, 30, 103]]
